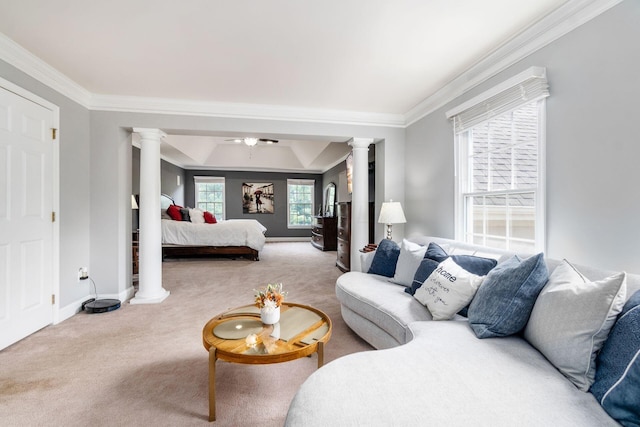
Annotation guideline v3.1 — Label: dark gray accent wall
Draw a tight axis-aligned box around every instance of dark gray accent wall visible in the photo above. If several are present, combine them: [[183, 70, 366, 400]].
[[184, 169, 323, 237], [405, 0, 640, 273]]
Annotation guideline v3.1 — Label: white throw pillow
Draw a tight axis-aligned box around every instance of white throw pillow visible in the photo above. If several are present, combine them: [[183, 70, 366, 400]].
[[390, 239, 427, 287], [523, 260, 627, 391], [189, 208, 205, 224], [413, 258, 484, 320]]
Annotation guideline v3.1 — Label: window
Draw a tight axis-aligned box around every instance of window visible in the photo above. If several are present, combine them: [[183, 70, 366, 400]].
[[194, 176, 225, 220], [287, 179, 315, 228], [447, 67, 549, 252]]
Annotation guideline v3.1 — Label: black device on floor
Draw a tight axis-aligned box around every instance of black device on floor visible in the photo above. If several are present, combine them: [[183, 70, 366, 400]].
[[83, 298, 121, 313]]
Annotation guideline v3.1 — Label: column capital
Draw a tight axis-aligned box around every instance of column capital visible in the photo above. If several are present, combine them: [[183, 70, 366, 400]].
[[133, 128, 167, 141], [348, 138, 374, 150]]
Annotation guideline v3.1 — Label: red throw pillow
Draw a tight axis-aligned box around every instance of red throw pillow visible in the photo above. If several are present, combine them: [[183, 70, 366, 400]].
[[167, 204, 183, 221], [204, 211, 217, 224]]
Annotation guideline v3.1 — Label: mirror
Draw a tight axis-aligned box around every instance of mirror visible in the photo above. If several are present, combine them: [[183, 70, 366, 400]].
[[324, 183, 336, 217]]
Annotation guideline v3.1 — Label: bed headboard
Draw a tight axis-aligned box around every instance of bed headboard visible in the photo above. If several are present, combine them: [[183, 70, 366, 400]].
[[160, 193, 175, 209]]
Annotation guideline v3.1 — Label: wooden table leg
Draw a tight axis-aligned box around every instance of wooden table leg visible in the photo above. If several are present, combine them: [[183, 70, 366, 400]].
[[208, 347, 217, 422], [317, 341, 324, 368]]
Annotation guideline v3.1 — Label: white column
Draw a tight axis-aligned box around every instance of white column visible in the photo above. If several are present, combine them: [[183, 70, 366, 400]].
[[348, 138, 373, 272], [130, 128, 170, 304]]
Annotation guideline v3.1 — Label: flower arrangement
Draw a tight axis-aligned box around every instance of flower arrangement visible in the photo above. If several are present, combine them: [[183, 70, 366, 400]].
[[254, 283, 287, 311]]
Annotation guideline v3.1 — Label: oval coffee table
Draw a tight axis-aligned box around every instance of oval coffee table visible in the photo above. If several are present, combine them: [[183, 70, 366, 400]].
[[202, 302, 332, 421]]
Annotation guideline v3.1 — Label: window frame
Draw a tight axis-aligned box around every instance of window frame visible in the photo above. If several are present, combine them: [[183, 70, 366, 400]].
[[450, 69, 548, 253], [194, 176, 226, 221], [287, 179, 315, 229]]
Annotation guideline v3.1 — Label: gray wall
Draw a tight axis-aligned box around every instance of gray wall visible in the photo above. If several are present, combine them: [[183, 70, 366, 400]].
[[0, 59, 91, 309], [184, 170, 323, 237], [405, 0, 640, 273]]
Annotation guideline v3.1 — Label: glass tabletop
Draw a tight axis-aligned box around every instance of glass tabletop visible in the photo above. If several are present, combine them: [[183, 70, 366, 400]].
[[203, 303, 331, 360]]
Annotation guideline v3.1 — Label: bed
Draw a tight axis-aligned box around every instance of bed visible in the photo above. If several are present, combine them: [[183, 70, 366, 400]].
[[160, 194, 267, 260]]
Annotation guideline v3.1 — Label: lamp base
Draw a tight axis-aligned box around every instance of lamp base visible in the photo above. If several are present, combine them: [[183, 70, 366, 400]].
[[385, 224, 393, 240]]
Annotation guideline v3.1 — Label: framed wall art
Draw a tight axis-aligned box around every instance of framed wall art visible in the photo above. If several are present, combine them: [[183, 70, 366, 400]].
[[242, 182, 274, 214]]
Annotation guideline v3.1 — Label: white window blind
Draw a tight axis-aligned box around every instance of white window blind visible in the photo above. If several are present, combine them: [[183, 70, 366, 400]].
[[446, 66, 549, 134]]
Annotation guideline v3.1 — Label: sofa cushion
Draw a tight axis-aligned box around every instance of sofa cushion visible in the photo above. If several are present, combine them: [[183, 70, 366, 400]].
[[524, 260, 627, 391], [468, 253, 548, 339], [285, 321, 619, 427], [390, 239, 427, 287], [413, 258, 484, 320], [368, 239, 400, 278], [591, 289, 640, 426], [336, 272, 433, 347]]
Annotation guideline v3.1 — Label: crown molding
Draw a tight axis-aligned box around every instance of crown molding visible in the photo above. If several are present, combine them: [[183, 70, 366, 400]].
[[0, 33, 92, 107], [404, 0, 623, 126], [0, 0, 621, 129], [90, 94, 405, 128]]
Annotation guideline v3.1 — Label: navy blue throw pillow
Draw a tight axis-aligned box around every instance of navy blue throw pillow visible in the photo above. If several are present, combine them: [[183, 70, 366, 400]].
[[368, 239, 400, 278], [425, 243, 498, 276], [405, 258, 440, 296], [468, 253, 548, 338], [591, 290, 640, 426]]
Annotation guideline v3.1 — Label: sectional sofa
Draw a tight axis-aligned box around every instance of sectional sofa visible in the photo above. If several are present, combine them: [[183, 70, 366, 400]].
[[285, 236, 640, 426]]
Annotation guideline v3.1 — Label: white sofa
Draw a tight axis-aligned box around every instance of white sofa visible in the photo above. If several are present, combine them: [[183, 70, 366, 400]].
[[285, 236, 640, 426]]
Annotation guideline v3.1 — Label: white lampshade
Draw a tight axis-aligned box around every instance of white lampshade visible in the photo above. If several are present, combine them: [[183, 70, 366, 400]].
[[131, 195, 139, 209], [378, 201, 406, 240], [378, 201, 406, 225]]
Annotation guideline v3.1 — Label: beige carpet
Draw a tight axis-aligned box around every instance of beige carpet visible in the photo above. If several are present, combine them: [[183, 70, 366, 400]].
[[0, 242, 372, 426]]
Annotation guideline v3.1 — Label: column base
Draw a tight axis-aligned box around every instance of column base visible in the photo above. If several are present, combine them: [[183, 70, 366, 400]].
[[130, 289, 170, 305]]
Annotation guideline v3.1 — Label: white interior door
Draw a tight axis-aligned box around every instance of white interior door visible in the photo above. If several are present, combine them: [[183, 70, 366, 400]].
[[0, 85, 54, 350]]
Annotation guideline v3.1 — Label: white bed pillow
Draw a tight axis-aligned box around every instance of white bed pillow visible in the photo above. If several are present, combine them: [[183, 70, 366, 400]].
[[390, 239, 427, 287], [414, 258, 484, 320], [189, 208, 205, 224]]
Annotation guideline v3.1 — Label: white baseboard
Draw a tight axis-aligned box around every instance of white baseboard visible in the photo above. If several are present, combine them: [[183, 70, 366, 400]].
[[55, 285, 136, 324], [266, 237, 311, 243]]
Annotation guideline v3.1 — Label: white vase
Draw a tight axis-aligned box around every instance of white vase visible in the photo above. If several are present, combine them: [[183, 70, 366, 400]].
[[260, 306, 280, 325]]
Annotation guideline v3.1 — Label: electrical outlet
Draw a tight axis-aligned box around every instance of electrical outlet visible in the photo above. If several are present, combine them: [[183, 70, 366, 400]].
[[78, 267, 88, 281]]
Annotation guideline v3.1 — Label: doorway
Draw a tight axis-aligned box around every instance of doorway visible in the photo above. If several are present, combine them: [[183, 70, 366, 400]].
[[0, 79, 58, 350]]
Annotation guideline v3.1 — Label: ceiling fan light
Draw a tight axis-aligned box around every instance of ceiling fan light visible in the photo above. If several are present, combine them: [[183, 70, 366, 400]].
[[244, 137, 258, 147]]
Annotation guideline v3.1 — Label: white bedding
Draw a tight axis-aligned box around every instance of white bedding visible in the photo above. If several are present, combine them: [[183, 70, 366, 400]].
[[161, 219, 267, 251]]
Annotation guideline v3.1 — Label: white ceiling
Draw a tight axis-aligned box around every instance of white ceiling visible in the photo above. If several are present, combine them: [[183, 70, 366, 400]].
[[0, 0, 570, 172]]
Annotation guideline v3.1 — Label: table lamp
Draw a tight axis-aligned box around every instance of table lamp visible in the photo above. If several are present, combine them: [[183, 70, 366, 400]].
[[378, 200, 406, 240]]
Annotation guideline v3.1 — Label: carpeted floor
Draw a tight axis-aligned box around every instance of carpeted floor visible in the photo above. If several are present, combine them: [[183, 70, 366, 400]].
[[0, 242, 372, 426]]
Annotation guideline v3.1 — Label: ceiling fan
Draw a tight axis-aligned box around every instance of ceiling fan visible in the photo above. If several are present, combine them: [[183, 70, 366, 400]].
[[226, 137, 279, 147]]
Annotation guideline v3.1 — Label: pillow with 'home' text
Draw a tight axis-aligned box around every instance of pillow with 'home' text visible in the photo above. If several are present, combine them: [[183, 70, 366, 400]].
[[413, 258, 484, 320]]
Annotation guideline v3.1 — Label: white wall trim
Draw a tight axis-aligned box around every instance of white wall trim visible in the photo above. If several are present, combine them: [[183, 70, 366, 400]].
[[58, 296, 88, 323], [404, 0, 623, 126], [0, 33, 92, 107], [0, 0, 621, 128], [90, 94, 406, 127]]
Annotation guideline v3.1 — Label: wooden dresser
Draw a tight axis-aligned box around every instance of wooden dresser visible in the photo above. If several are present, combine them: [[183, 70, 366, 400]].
[[336, 202, 351, 272], [311, 216, 337, 251]]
